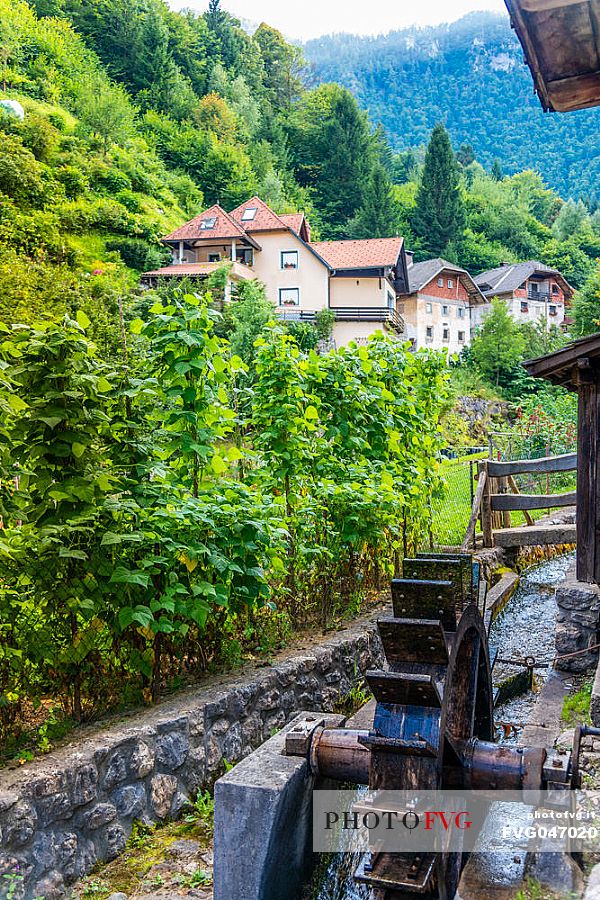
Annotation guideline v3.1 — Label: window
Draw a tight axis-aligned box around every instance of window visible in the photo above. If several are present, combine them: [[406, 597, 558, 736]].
[[442, 327, 450, 342], [458, 306, 465, 318], [237, 248, 253, 266], [241, 207, 257, 222], [552, 284, 559, 294], [549, 305, 557, 316], [447, 279, 454, 289], [200, 217, 217, 230], [426, 326, 433, 340], [387, 291, 395, 310], [437, 277, 444, 287], [458, 331, 465, 343], [426, 302, 433, 314], [529, 282, 539, 294], [442, 305, 449, 315], [279, 287, 300, 307], [281, 250, 299, 270], [521, 301, 529, 313], [208, 253, 220, 263]]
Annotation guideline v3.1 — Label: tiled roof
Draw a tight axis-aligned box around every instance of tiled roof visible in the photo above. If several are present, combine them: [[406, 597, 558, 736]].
[[163, 204, 249, 243], [229, 196, 289, 232], [474, 261, 565, 295], [279, 213, 305, 233], [309, 237, 404, 270], [142, 261, 254, 280]]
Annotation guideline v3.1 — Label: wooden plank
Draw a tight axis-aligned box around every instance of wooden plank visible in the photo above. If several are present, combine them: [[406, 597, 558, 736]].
[[493, 523, 576, 548], [490, 491, 576, 511], [480, 462, 494, 548], [486, 453, 577, 477], [519, 0, 589, 10], [377, 618, 448, 666], [461, 467, 488, 551], [577, 369, 596, 582], [507, 474, 535, 526], [390, 579, 457, 631], [366, 671, 442, 708]]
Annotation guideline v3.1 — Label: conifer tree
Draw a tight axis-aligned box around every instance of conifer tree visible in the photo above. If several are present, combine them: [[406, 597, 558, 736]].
[[348, 165, 399, 239], [491, 159, 504, 181], [412, 124, 465, 256]]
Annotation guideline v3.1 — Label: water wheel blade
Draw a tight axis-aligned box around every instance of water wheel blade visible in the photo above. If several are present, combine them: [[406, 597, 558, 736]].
[[355, 851, 437, 893], [366, 671, 442, 708], [391, 580, 457, 631], [378, 618, 449, 667]]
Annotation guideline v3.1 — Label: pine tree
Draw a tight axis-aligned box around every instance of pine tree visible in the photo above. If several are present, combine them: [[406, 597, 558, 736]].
[[411, 124, 465, 257], [348, 165, 399, 239], [491, 159, 504, 181]]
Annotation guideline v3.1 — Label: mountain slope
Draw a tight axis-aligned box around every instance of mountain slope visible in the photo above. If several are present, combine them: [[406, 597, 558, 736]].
[[305, 12, 600, 199]]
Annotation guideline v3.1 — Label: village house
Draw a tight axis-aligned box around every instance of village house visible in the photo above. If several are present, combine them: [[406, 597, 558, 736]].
[[473, 261, 573, 329], [142, 196, 408, 347], [400, 257, 488, 354]]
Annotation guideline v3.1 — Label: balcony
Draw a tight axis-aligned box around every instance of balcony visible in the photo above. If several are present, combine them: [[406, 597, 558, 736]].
[[527, 289, 551, 301], [278, 307, 405, 334]]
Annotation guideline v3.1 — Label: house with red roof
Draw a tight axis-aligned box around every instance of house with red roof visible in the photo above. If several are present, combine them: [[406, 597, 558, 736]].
[[143, 197, 409, 346]]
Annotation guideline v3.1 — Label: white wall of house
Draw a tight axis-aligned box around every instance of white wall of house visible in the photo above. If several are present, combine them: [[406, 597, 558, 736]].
[[474, 293, 565, 329], [329, 276, 395, 310], [403, 294, 472, 355], [332, 321, 390, 346], [251, 231, 330, 312]]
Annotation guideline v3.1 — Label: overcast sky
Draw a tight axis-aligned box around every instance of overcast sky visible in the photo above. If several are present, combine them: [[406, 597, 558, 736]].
[[167, 0, 508, 41]]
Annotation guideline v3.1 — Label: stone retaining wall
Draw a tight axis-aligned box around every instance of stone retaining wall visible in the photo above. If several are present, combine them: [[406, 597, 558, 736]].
[[0, 621, 384, 899], [555, 573, 600, 673]]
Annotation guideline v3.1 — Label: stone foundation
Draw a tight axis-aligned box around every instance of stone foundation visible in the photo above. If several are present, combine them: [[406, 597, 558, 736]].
[[555, 575, 600, 673], [0, 620, 384, 899]]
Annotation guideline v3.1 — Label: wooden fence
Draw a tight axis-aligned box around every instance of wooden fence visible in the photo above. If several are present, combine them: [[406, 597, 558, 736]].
[[461, 452, 577, 551]]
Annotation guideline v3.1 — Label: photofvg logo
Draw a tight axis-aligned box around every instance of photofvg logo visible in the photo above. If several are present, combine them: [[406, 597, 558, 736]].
[[312, 790, 600, 854]]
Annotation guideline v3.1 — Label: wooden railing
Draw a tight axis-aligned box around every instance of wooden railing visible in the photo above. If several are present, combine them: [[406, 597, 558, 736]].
[[461, 452, 577, 551]]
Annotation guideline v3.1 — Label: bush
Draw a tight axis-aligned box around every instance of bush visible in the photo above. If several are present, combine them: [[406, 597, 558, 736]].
[[115, 189, 143, 213], [56, 164, 88, 198], [106, 236, 169, 271]]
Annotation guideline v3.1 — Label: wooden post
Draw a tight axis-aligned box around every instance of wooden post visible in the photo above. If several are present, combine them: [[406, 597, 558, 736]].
[[480, 461, 494, 548], [576, 359, 599, 583]]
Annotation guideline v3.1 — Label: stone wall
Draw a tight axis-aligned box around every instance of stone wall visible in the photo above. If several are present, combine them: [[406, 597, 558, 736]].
[[555, 573, 600, 673], [0, 620, 384, 899]]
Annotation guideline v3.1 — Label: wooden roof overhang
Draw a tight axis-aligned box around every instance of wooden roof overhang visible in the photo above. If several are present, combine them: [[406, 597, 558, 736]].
[[163, 233, 261, 251], [523, 331, 600, 388], [505, 0, 600, 111]]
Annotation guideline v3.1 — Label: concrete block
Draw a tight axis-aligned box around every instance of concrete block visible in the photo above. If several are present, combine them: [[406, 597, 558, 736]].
[[213, 711, 345, 900]]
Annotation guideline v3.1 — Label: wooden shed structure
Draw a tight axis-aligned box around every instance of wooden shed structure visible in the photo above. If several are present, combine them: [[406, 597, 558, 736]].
[[524, 333, 600, 583], [505, 0, 600, 111]]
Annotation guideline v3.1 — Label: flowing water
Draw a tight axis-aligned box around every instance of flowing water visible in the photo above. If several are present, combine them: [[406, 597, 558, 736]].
[[311, 552, 575, 899]]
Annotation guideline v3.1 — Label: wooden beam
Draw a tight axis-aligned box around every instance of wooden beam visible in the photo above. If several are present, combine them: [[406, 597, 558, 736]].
[[486, 453, 577, 477], [507, 474, 535, 526], [490, 491, 576, 511], [480, 462, 494, 549], [548, 71, 600, 112], [519, 0, 588, 11], [493, 523, 576, 548], [461, 469, 488, 552]]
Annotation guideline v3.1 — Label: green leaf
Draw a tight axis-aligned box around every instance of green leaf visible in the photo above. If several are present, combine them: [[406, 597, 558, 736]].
[[305, 405, 319, 420], [71, 442, 86, 459], [97, 377, 112, 393], [130, 318, 145, 335], [76, 310, 91, 330], [110, 566, 150, 588]]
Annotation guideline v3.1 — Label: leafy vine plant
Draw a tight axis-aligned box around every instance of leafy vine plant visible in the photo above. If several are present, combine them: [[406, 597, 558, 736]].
[[0, 291, 449, 748]]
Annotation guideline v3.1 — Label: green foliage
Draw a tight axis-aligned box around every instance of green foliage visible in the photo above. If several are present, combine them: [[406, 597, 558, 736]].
[[305, 11, 600, 199], [562, 678, 593, 726], [0, 292, 449, 741], [412, 124, 465, 257], [571, 263, 600, 336], [469, 299, 526, 388]]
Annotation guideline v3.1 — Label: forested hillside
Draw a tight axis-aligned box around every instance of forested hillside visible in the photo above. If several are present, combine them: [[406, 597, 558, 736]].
[[305, 11, 600, 200]]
